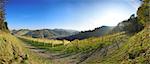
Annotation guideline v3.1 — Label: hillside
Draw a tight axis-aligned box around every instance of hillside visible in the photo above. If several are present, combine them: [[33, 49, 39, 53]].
[[82, 0, 150, 63], [12, 29, 79, 39], [57, 26, 114, 41], [12, 29, 30, 36], [99, 26, 150, 64], [73, 26, 147, 64], [19, 30, 129, 64], [0, 0, 149, 64], [0, 32, 51, 64], [16, 0, 149, 64], [0, 0, 51, 63], [0, 32, 28, 64], [17, 26, 149, 64]]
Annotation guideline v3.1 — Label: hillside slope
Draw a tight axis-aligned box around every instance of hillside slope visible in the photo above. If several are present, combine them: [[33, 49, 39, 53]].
[[102, 28, 150, 64], [12, 29, 79, 39], [19, 31, 129, 64], [0, 32, 28, 64], [57, 26, 114, 41], [84, 26, 150, 64], [0, 32, 51, 64], [82, 0, 150, 61], [12, 29, 30, 36]]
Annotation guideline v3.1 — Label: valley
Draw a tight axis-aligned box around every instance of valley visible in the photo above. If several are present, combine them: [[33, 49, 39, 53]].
[[18, 32, 129, 64], [0, 0, 150, 64]]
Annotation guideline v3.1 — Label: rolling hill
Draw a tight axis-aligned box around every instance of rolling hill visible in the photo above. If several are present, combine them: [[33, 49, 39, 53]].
[[0, 0, 149, 64], [57, 26, 114, 41], [12, 29, 79, 39]]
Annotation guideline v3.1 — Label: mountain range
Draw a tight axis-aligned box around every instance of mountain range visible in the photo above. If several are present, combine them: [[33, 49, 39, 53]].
[[57, 26, 114, 41], [0, 0, 149, 64], [12, 29, 79, 39]]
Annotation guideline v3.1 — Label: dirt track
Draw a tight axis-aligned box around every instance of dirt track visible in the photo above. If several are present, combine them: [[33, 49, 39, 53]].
[[25, 44, 79, 64]]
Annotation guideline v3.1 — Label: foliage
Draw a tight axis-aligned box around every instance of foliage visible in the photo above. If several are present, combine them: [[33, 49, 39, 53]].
[[0, 32, 51, 64], [137, 0, 150, 26], [19, 32, 128, 56], [0, 0, 9, 32], [100, 27, 150, 64], [111, 14, 144, 34], [63, 32, 127, 54], [123, 14, 144, 34], [19, 36, 70, 53]]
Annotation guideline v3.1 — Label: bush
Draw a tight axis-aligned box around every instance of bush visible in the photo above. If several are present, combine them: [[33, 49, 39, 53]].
[[137, 0, 150, 26]]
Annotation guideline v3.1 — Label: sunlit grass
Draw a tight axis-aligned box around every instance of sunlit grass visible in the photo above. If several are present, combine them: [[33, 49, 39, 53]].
[[0, 32, 51, 64], [100, 27, 150, 64], [19, 32, 128, 55], [64, 32, 128, 54]]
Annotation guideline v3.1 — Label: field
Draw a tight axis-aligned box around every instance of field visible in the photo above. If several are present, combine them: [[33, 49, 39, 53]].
[[18, 32, 130, 64], [0, 32, 51, 64]]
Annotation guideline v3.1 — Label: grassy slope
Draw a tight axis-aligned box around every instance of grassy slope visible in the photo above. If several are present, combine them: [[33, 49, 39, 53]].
[[19, 32, 128, 54], [100, 27, 150, 64], [0, 32, 51, 64], [18, 27, 150, 64], [19, 36, 70, 53], [64, 32, 128, 54], [19, 32, 129, 64]]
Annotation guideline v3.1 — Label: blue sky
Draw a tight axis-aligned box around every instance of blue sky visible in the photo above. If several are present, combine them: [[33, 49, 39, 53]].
[[6, 0, 141, 31]]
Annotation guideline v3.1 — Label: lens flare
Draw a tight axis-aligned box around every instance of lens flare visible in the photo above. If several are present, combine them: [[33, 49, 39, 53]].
[[130, 0, 141, 9]]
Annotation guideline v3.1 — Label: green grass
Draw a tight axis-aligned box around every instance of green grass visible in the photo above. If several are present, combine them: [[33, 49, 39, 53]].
[[63, 32, 128, 54], [25, 48, 52, 64], [100, 27, 150, 64], [19, 37, 66, 53], [19, 32, 128, 56], [16, 27, 150, 64], [0, 32, 51, 64]]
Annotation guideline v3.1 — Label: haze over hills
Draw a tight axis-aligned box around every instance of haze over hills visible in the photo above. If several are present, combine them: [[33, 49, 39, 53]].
[[14, 13, 145, 41], [12, 29, 79, 39], [0, 0, 150, 64], [57, 26, 114, 41], [11, 13, 144, 41]]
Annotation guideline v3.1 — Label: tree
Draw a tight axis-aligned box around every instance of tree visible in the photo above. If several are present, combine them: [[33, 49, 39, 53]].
[[0, 0, 9, 32], [137, 0, 150, 26], [123, 14, 144, 34]]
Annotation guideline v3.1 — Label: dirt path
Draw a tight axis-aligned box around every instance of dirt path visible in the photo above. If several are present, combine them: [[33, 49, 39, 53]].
[[25, 45, 57, 59], [24, 43, 79, 64]]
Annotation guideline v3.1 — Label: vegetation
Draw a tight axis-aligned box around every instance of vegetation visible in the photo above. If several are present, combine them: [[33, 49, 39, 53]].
[[0, 0, 149, 64], [19, 36, 70, 53], [63, 32, 128, 54], [122, 14, 144, 34], [12, 29, 79, 39], [137, 0, 150, 25], [19, 32, 128, 55], [57, 26, 113, 41], [100, 26, 150, 64], [0, 0, 9, 32], [0, 32, 51, 64], [18, 30, 130, 64]]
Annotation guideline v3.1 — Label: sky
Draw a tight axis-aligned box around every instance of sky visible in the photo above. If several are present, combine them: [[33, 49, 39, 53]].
[[5, 0, 141, 31]]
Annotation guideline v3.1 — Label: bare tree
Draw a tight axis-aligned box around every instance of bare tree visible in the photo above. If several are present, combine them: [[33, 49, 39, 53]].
[[0, 0, 9, 32]]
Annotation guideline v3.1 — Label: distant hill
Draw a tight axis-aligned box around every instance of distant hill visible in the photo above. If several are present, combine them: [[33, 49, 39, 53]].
[[1, 0, 150, 64], [57, 26, 114, 41], [12, 29, 30, 36], [12, 29, 79, 39], [56, 14, 145, 41]]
